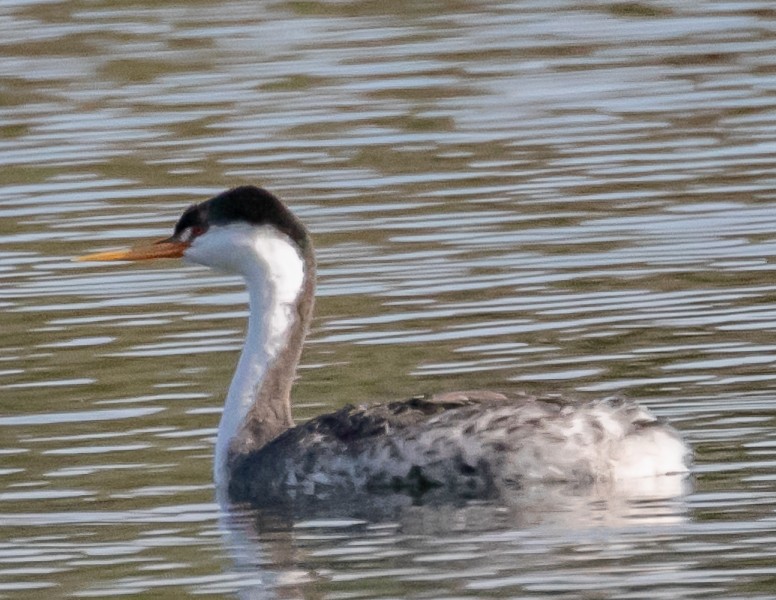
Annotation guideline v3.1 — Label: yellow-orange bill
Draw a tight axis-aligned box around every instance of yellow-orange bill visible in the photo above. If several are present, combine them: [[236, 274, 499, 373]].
[[75, 240, 188, 262]]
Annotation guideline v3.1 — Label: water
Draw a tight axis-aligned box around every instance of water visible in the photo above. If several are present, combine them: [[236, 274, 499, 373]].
[[2, 0, 776, 597]]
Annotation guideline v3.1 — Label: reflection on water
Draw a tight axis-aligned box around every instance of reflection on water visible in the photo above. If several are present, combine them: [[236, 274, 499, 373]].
[[218, 481, 692, 600], [2, 0, 776, 597], [224, 474, 693, 531]]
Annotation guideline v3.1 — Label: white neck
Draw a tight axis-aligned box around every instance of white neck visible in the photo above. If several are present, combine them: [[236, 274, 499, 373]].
[[184, 224, 307, 490]]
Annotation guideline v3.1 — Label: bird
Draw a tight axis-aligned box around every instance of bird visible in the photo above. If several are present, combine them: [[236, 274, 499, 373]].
[[78, 185, 692, 506]]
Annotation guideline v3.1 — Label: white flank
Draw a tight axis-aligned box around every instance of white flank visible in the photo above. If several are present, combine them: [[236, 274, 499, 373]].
[[184, 223, 305, 489]]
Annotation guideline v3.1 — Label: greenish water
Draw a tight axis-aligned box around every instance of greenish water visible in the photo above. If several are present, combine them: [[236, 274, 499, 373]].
[[2, 0, 776, 597]]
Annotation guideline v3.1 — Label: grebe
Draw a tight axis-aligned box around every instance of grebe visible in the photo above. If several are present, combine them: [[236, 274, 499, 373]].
[[78, 186, 691, 505]]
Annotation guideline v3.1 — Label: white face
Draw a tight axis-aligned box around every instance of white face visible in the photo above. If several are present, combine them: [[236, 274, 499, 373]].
[[183, 222, 306, 301], [183, 222, 255, 273]]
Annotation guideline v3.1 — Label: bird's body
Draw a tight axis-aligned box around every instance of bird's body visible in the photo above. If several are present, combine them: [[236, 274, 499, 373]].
[[79, 186, 692, 506], [228, 391, 689, 505]]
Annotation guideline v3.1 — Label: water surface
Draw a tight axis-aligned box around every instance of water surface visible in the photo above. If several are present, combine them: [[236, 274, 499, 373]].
[[2, 0, 776, 597]]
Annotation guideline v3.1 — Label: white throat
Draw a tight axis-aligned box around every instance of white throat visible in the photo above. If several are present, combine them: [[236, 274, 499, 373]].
[[184, 223, 306, 489]]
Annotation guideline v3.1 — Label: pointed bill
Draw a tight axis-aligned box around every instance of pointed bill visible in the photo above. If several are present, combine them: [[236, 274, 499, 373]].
[[75, 239, 188, 262]]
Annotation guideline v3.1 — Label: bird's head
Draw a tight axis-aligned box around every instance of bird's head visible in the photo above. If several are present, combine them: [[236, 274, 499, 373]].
[[77, 186, 311, 278]]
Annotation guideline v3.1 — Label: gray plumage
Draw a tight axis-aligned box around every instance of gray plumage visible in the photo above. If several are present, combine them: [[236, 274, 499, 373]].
[[228, 390, 691, 506]]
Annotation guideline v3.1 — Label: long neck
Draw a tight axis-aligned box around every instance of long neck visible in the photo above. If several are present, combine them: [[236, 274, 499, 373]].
[[213, 234, 315, 489]]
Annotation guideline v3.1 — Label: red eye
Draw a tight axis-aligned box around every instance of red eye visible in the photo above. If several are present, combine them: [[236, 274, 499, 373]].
[[178, 225, 206, 243]]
